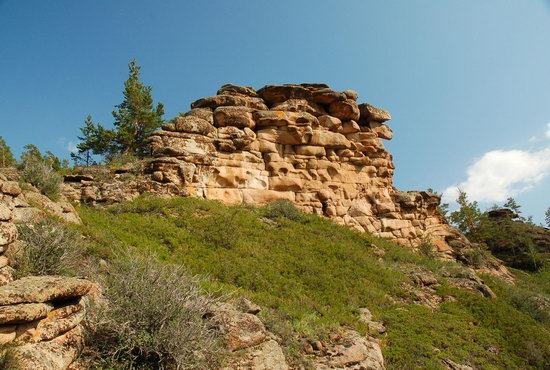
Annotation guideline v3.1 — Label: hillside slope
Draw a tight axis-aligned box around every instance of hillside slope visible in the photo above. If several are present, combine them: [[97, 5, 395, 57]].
[[78, 196, 550, 369]]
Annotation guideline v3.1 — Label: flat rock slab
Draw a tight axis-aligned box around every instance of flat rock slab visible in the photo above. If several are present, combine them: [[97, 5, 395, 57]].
[[0, 276, 92, 306], [0, 302, 53, 325]]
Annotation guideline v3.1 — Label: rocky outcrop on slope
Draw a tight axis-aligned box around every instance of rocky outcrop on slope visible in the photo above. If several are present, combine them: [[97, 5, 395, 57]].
[[0, 169, 81, 224], [145, 84, 493, 259], [0, 175, 93, 369], [211, 298, 290, 370], [59, 83, 512, 277]]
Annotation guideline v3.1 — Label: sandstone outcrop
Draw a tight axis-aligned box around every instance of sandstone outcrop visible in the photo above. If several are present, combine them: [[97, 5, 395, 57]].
[[0, 174, 93, 369], [143, 83, 489, 261]]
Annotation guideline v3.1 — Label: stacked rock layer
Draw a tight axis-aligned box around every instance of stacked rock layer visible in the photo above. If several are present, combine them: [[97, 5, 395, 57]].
[[150, 83, 457, 252], [0, 174, 92, 369]]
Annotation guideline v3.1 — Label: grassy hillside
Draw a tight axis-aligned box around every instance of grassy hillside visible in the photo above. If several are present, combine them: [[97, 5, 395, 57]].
[[78, 196, 550, 369]]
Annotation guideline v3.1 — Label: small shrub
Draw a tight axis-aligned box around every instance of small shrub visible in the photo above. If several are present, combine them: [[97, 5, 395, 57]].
[[14, 219, 83, 278], [418, 240, 436, 258], [20, 159, 62, 200], [84, 255, 222, 369], [263, 200, 307, 223]]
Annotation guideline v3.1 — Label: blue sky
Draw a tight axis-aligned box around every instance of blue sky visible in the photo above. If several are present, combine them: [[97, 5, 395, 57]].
[[1, 0, 549, 222]]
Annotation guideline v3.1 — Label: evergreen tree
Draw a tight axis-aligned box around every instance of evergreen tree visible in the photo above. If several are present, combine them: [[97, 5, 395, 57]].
[[448, 189, 484, 240], [73, 115, 116, 165], [503, 197, 523, 220], [0, 136, 16, 168], [545, 207, 550, 228], [112, 59, 164, 157]]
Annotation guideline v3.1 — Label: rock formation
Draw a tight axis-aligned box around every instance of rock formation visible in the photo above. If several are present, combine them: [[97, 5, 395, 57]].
[[60, 83, 512, 277], [0, 174, 93, 369], [145, 83, 479, 258]]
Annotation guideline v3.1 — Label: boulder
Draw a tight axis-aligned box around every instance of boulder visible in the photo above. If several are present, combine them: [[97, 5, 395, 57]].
[[0, 276, 93, 306], [173, 115, 216, 135], [214, 106, 256, 129], [217, 84, 258, 98], [328, 99, 360, 121], [185, 107, 214, 125], [359, 103, 391, 123], [210, 303, 267, 351], [318, 115, 342, 132]]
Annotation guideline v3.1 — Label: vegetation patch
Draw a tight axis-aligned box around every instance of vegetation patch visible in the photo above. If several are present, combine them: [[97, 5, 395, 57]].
[[78, 196, 550, 369]]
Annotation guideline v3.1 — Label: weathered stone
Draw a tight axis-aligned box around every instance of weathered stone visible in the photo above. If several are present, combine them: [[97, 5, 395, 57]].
[[0, 222, 17, 246], [191, 94, 268, 110], [340, 120, 361, 134], [185, 107, 214, 124], [173, 115, 216, 135], [0, 325, 84, 370], [309, 131, 351, 149], [15, 303, 85, 343], [370, 121, 393, 140], [359, 103, 391, 122], [254, 110, 318, 128], [214, 106, 256, 129], [271, 99, 326, 116], [328, 99, 360, 121], [0, 204, 11, 221], [217, 84, 258, 98], [0, 302, 53, 325], [211, 303, 267, 351], [318, 115, 342, 132], [0, 276, 92, 306], [222, 339, 289, 370]]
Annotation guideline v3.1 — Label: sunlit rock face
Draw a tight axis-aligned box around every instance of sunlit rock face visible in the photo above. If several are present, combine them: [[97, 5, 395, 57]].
[[149, 83, 454, 250]]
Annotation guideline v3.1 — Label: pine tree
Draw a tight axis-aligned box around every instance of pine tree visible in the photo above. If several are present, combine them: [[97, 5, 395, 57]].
[[112, 59, 164, 157], [545, 207, 550, 228], [448, 189, 484, 239], [0, 136, 16, 168], [74, 115, 116, 165], [503, 197, 523, 220]]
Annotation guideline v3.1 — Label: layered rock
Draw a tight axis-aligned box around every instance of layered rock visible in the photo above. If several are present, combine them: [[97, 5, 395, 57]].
[[146, 83, 468, 256], [0, 174, 93, 369]]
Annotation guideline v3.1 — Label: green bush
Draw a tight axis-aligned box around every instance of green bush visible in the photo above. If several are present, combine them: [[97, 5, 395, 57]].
[[20, 158, 62, 200], [84, 255, 222, 369], [263, 199, 307, 223], [14, 219, 83, 278]]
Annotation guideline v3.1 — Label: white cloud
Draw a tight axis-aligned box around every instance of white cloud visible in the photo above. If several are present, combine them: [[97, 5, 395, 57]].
[[443, 148, 550, 204], [546, 122, 550, 139], [67, 141, 78, 153]]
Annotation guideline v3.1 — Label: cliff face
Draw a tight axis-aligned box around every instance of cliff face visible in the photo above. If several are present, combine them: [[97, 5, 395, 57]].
[[148, 83, 460, 255]]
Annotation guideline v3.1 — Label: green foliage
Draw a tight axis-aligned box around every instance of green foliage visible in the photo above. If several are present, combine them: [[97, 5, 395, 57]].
[[20, 157, 62, 200], [546, 207, 550, 228], [84, 255, 222, 369], [14, 219, 84, 278], [78, 196, 550, 369], [448, 189, 483, 240], [262, 199, 308, 223], [72, 115, 116, 165], [73, 59, 164, 163], [0, 136, 16, 168], [19, 143, 42, 167], [112, 59, 164, 158]]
